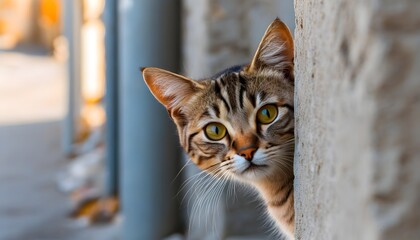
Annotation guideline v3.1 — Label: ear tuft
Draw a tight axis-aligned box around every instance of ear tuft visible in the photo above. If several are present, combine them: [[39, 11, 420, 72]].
[[247, 18, 294, 75], [142, 67, 202, 110]]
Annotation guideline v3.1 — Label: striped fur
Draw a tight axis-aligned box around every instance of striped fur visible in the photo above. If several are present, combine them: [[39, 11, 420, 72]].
[[143, 18, 295, 239]]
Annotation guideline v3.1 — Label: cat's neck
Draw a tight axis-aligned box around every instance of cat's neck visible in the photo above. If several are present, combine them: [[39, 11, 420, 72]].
[[254, 174, 295, 239], [254, 174, 294, 202]]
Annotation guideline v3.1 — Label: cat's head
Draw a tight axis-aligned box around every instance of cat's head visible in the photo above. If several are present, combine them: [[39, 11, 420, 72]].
[[142, 19, 294, 182]]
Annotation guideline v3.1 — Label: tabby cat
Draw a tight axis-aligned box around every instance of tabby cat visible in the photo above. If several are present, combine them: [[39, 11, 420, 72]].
[[142, 18, 295, 239]]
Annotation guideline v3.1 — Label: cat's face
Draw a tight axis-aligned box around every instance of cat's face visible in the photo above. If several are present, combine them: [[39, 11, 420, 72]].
[[142, 19, 294, 182], [176, 69, 294, 181]]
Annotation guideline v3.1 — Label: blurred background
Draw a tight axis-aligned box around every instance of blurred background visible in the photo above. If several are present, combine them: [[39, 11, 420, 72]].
[[0, 0, 294, 239]]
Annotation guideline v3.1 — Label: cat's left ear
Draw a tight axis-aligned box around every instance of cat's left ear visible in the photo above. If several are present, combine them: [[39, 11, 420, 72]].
[[247, 18, 294, 76], [142, 67, 204, 110]]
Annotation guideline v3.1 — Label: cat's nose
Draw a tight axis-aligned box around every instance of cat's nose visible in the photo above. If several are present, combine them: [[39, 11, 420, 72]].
[[238, 147, 257, 161]]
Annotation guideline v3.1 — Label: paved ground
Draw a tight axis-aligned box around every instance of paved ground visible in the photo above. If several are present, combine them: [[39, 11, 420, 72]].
[[0, 50, 119, 240], [0, 49, 65, 125]]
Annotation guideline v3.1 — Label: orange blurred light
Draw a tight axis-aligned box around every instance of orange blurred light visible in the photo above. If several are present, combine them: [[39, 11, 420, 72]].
[[81, 104, 106, 128], [81, 19, 105, 104], [40, 0, 60, 25]]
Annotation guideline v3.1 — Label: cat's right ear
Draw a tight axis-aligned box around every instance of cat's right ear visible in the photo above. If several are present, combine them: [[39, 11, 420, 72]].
[[246, 18, 294, 75], [142, 67, 203, 110]]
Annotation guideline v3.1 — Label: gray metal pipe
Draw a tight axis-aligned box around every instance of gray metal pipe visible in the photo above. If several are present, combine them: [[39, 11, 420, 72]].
[[118, 0, 181, 239], [61, 0, 81, 156], [103, 0, 119, 197]]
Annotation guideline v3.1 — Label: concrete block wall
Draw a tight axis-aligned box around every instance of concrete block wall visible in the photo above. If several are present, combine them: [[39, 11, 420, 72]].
[[294, 0, 420, 239]]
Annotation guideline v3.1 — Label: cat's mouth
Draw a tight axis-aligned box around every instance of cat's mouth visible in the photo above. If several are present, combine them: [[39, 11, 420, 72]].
[[242, 162, 268, 173]]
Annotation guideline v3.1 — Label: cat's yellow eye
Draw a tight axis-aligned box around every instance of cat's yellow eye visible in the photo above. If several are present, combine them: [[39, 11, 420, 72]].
[[205, 122, 227, 141], [257, 104, 278, 124]]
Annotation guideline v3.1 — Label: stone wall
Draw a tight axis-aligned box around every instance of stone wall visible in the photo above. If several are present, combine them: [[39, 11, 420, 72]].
[[294, 0, 420, 239]]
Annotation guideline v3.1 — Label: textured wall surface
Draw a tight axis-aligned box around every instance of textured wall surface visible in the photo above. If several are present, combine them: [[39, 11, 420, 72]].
[[294, 0, 420, 239], [182, 0, 294, 239]]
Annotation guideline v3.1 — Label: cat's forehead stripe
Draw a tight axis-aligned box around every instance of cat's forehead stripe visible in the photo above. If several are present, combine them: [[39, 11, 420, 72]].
[[238, 74, 247, 109], [213, 80, 231, 111], [215, 72, 249, 114], [211, 104, 220, 118], [225, 77, 238, 112], [259, 91, 267, 102]]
